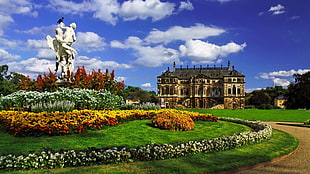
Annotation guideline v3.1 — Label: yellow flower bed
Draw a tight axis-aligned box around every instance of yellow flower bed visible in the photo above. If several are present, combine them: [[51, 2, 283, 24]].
[[0, 109, 217, 137]]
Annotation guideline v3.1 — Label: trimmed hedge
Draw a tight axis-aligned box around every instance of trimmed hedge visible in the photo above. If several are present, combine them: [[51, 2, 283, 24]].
[[0, 118, 272, 171]]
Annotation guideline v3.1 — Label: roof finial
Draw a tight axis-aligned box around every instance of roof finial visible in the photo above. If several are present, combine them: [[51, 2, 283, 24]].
[[173, 61, 176, 71], [228, 60, 231, 70]]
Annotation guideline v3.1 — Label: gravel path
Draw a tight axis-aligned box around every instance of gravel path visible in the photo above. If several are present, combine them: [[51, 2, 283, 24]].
[[235, 122, 310, 174]]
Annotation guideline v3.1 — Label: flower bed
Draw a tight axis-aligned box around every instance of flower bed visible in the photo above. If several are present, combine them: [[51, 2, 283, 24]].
[[152, 113, 195, 131], [0, 109, 217, 137], [0, 117, 272, 170], [0, 88, 125, 111]]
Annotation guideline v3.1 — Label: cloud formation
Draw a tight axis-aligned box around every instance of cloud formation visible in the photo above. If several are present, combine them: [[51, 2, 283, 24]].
[[145, 24, 225, 44], [180, 40, 246, 64], [75, 32, 106, 52], [259, 69, 310, 87], [0, 0, 38, 35], [75, 56, 132, 70], [0, 49, 21, 63], [269, 4, 285, 15], [141, 82, 152, 87], [47, 0, 193, 25], [111, 23, 245, 67]]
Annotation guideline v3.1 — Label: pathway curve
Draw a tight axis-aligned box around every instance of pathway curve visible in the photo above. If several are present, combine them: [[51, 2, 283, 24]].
[[235, 122, 310, 174]]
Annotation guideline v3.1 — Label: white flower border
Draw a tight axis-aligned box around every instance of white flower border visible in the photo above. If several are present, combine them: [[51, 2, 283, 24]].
[[0, 118, 272, 170]]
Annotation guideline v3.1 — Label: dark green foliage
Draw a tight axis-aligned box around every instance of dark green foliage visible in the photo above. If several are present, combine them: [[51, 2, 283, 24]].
[[285, 71, 310, 109], [246, 86, 287, 108], [119, 85, 158, 104], [248, 91, 271, 108], [0, 65, 25, 95]]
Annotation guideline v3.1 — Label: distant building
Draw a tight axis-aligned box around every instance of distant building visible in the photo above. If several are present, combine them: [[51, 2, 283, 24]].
[[157, 61, 245, 109], [274, 94, 287, 109]]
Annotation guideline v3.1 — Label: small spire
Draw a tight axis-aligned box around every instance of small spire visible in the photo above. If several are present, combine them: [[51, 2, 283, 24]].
[[173, 62, 176, 71]]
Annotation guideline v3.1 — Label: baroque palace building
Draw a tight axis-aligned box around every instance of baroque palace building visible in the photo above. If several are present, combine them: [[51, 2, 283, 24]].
[[157, 61, 245, 109]]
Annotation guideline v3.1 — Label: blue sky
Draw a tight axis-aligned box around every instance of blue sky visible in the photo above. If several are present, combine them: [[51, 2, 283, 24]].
[[1, 0, 310, 92]]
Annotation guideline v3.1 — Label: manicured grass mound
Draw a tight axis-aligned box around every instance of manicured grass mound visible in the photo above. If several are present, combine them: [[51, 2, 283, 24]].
[[152, 112, 195, 131], [0, 120, 249, 155], [0, 117, 272, 171]]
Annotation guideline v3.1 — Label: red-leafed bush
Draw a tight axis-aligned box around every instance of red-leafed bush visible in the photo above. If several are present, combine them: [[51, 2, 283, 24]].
[[21, 67, 123, 94]]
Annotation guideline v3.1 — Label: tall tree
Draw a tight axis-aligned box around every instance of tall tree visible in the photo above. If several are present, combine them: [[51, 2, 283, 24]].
[[0, 65, 26, 95], [285, 71, 310, 109]]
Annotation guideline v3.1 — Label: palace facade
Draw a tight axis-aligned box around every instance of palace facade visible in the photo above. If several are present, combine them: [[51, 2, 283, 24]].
[[157, 61, 245, 109]]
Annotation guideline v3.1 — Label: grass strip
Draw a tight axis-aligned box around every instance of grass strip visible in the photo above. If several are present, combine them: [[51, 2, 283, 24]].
[[3, 129, 297, 174], [188, 109, 310, 122]]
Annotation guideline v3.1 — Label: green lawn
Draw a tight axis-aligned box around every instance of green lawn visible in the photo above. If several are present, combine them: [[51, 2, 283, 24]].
[[0, 120, 250, 155], [2, 129, 298, 174], [188, 109, 310, 122]]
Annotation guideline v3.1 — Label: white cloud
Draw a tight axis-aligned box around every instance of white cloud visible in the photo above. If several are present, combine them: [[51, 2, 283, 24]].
[[118, 0, 175, 21], [75, 32, 106, 52], [47, 0, 191, 25], [269, 4, 285, 15], [179, 40, 246, 64], [145, 24, 225, 44], [27, 39, 48, 50], [113, 36, 180, 67], [112, 23, 245, 67], [141, 82, 152, 87], [15, 25, 57, 36], [47, 0, 94, 15], [261, 69, 310, 79], [0, 0, 38, 35], [75, 56, 132, 70], [273, 78, 290, 87], [0, 14, 14, 36], [133, 45, 180, 67], [92, 0, 120, 25], [0, 38, 20, 48], [0, 49, 21, 63], [7, 57, 55, 78], [115, 76, 127, 82], [36, 49, 55, 59], [178, 1, 194, 12], [259, 69, 310, 87], [0, 0, 38, 16], [245, 88, 262, 93], [111, 36, 144, 49]]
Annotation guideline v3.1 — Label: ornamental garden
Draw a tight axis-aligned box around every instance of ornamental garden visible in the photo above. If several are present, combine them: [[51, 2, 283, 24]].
[[0, 68, 273, 171]]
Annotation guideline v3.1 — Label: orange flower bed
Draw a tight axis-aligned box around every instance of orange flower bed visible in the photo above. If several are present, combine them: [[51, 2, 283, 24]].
[[152, 113, 195, 131]]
